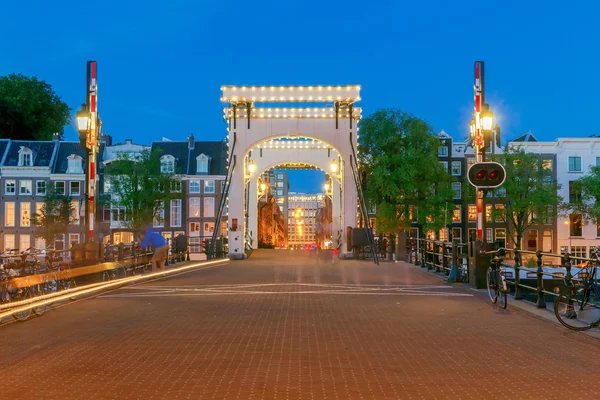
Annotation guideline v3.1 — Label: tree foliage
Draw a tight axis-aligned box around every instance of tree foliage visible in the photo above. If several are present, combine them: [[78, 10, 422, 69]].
[[571, 165, 600, 225], [0, 73, 71, 140], [358, 108, 454, 235], [488, 146, 563, 249], [31, 182, 77, 249], [103, 148, 186, 235]]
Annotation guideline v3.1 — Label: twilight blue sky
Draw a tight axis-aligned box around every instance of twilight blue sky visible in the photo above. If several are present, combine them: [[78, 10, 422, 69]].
[[1, 0, 599, 192]]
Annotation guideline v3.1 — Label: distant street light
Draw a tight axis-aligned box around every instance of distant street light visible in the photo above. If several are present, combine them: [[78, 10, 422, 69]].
[[248, 160, 257, 175], [330, 160, 337, 173]]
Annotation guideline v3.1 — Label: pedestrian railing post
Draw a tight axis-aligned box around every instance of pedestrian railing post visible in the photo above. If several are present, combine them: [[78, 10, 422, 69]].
[[421, 239, 426, 268], [514, 249, 523, 300], [535, 250, 546, 308]]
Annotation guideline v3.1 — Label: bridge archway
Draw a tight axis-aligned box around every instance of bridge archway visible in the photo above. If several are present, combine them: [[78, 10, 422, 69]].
[[220, 85, 362, 259]]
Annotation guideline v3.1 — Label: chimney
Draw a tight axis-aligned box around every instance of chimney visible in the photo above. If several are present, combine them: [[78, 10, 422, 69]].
[[188, 133, 195, 149], [100, 134, 113, 146], [125, 139, 132, 145], [52, 132, 62, 141]]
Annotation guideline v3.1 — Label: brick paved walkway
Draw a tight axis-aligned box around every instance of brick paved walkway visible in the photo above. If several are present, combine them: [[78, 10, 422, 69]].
[[1, 250, 598, 399]]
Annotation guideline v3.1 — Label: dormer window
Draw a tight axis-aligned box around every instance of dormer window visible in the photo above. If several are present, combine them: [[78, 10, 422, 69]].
[[161, 155, 175, 173], [66, 154, 84, 174], [197, 154, 210, 174], [18, 147, 34, 166]]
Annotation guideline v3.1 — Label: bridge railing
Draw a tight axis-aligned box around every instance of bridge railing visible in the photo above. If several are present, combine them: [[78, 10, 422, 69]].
[[405, 238, 599, 308], [406, 238, 469, 281], [497, 249, 598, 308]]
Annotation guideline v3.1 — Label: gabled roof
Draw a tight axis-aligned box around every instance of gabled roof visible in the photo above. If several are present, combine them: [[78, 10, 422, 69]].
[[52, 142, 87, 173], [2, 140, 58, 167], [150, 141, 189, 175], [511, 132, 538, 142], [188, 141, 227, 175]]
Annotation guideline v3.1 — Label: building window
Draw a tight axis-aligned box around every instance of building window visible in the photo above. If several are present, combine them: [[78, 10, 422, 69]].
[[572, 246, 587, 259], [438, 146, 448, 157], [597, 224, 600, 238], [543, 176, 553, 184], [35, 237, 46, 251], [103, 209, 111, 222], [596, 157, 600, 167], [66, 154, 84, 174], [277, 173, 283, 180], [4, 234, 15, 251], [190, 181, 200, 193], [70, 200, 80, 225], [485, 204, 492, 222], [21, 202, 31, 227], [495, 205, 505, 222], [486, 228, 493, 243], [190, 222, 200, 236], [70, 181, 81, 196], [189, 237, 201, 252], [171, 181, 182, 193], [222, 222, 227, 235], [495, 229, 506, 248], [467, 157, 476, 170], [451, 161, 461, 176], [189, 198, 200, 217], [5, 202, 15, 227], [452, 228, 461, 242], [452, 205, 461, 223], [569, 181, 581, 203], [20, 180, 32, 195], [542, 158, 553, 170], [277, 189, 283, 196], [204, 222, 215, 235], [204, 180, 215, 194], [160, 155, 175, 173], [495, 187, 506, 197], [568, 156, 582, 172], [55, 181, 65, 195], [69, 233, 80, 247], [5, 180, 15, 195], [18, 234, 30, 252], [171, 199, 182, 227], [569, 214, 582, 236], [153, 202, 165, 227], [439, 228, 448, 242], [204, 197, 215, 218], [54, 234, 65, 250], [439, 161, 448, 170], [452, 182, 461, 199], [276, 181, 284, 188], [18, 146, 33, 166], [197, 154, 209, 174], [36, 181, 46, 195]]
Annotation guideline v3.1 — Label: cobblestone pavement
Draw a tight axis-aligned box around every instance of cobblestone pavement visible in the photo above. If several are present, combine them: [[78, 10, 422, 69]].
[[1, 250, 599, 399]]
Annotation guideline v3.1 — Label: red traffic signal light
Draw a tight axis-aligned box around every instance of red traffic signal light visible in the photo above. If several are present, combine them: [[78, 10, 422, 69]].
[[467, 162, 506, 189]]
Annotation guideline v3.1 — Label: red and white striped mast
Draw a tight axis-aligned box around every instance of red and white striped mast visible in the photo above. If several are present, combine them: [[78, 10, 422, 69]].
[[86, 61, 99, 242], [474, 61, 485, 242]]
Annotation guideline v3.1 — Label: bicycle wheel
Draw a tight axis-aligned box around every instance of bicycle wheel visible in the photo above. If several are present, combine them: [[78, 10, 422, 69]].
[[486, 267, 498, 304], [12, 288, 33, 321], [31, 284, 45, 316], [498, 271, 508, 309], [554, 285, 600, 331]]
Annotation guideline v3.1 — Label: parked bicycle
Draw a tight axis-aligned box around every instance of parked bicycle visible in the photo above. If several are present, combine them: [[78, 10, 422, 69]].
[[554, 248, 600, 331], [485, 248, 508, 309], [0, 248, 45, 321]]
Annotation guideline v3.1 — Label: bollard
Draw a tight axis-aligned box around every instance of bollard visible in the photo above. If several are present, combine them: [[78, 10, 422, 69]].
[[421, 240, 426, 268], [513, 250, 523, 300], [535, 250, 546, 308]]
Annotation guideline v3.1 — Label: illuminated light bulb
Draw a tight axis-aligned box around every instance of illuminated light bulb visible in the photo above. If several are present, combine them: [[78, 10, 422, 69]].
[[261, 87, 266, 91], [270, 87, 275, 91]]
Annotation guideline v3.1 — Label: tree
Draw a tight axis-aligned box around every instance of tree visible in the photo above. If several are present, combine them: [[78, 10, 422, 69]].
[[103, 148, 186, 235], [488, 146, 563, 249], [358, 108, 454, 236], [31, 182, 77, 249], [571, 165, 600, 225], [0, 73, 71, 140]]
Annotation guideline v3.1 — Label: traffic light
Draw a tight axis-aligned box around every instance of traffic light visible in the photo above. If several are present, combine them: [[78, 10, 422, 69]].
[[467, 162, 506, 189]]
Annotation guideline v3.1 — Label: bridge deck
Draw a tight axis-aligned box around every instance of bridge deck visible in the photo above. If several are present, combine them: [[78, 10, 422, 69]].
[[1, 250, 598, 399]]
